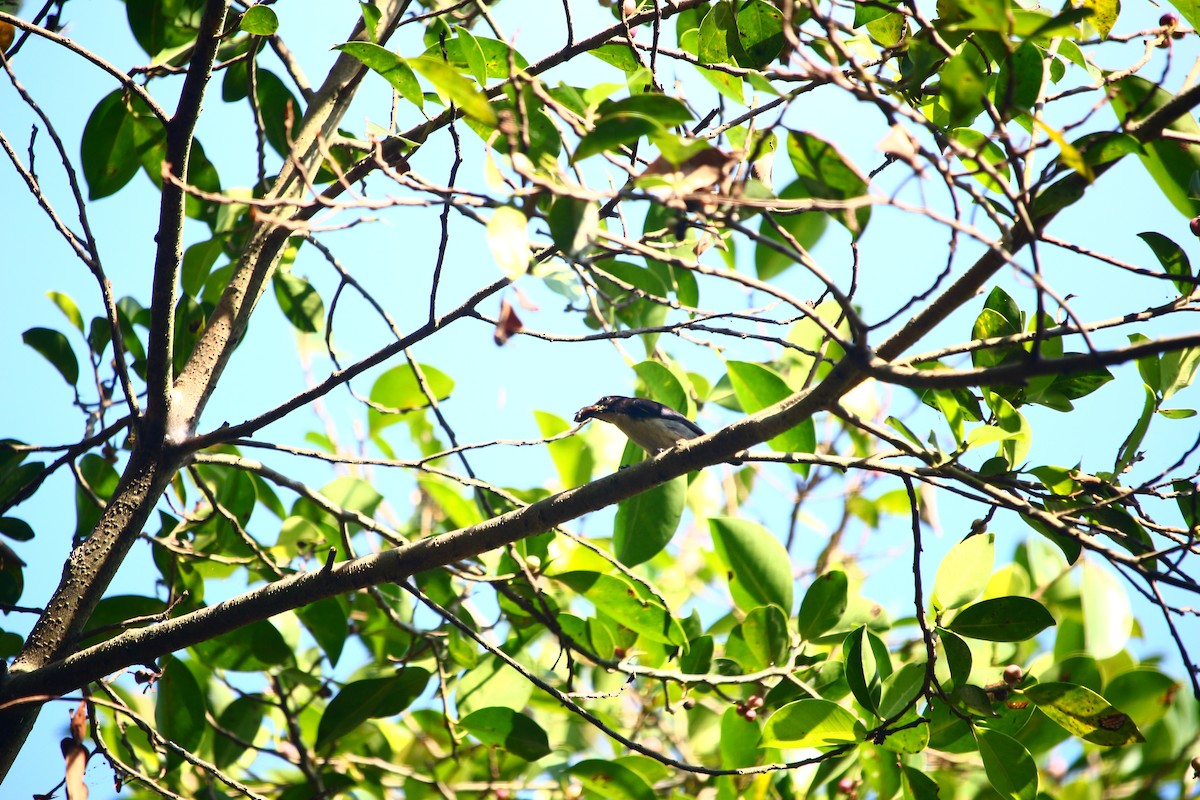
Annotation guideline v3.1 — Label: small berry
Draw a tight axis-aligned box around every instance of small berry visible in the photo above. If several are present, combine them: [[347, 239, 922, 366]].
[[743, 707, 757, 721], [1189, 216, 1200, 237], [1160, 13, 1178, 27], [1003, 664, 1023, 685]]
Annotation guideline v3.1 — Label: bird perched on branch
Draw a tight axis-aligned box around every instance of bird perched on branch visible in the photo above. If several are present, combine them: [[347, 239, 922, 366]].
[[574, 395, 742, 465]]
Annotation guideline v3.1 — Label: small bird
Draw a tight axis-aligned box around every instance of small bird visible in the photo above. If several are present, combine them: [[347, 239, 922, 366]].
[[574, 395, 742, 465]]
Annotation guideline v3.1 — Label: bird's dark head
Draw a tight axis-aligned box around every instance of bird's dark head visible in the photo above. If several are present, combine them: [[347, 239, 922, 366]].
[[574, 395, 626, 423]]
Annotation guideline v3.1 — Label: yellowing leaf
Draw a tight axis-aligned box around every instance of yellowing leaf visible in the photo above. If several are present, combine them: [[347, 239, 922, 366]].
[[487, 205, 531, 280]]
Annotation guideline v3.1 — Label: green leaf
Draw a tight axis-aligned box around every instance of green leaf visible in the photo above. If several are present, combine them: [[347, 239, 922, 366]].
[[1137, 231, 1193, 295], [333, 42, 423, 108], [1103, 668, 1178, 730], [1023, 682, 1145, 746], [22, 327, 79, 386], [316, 669, 430, 749], [421, 33, 530, 80], [459, 707, 551, 761], [1161, 345, 1200, 401], [191, 619, 292, 671], [156, 656, 206, 755], [902, 765, 941, 800], [553, 571, 686, 646], [694, 1, 746, 102], [798, 570, 848, 640], [0, 543, 24, 606], [0, 517, 34, 542], [536, 410, 594, 488], [726, 361, 814, 465], [994, 41, 1042, 117], [760, 699, 865, 748], [976, 728, 1038, 800], [1110, 76, 1200, 218], [727, 604, 790, 671], [456, 656, 532, 716], [1115, 384, 1156, 475], [367, 363, 455, 432], [932, 533, 995, 611], [576, 114, 660, 161], [410, 55, 497, 125], [865, 7, 907, 47], [46, 291, 84, 333], [1079, 0, 1119, 37], [272, 270, 325, 333], [454, 27, 488, 87], [786, 130, 870, 237], [985, 391, 1031, 469], [755, 182, 829, 280], [181, 238, 225, 298], [588, 43, 642, 75], [940, 54, 986, 127], [487, 205, 531, 280], [697, 0, 747, 66], [736, 0, 784, 68], [633, 360, 692, 418], [239, 5, 278, 35], [947, 596, 1055, 642], [548, 196, 599, 258], [214, 696, 264, 769], [297, 596, 349, 667], [1173, 479, 1200, 532], [950, 128, 1011, 192], [125, 0, 204, 58], [1080, 561, 1132, 660], [878, 662, 927, 720], [844, 626, 892, 714], [81, 89, 163, 200], [566, 759, 656, 800], [79, 594, 166, 646], [241, 68, 301, 157], [418, 474, 483, 528], [613, 475, 686, 567], [718, 705, 763, 769], [936, 627, 973, 691], [359, 2, 382, 42], [708, 517, 794, 613]]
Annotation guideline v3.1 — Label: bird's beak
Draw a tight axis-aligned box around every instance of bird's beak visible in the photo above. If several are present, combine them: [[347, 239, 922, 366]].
[[574, 404, 600, 423]]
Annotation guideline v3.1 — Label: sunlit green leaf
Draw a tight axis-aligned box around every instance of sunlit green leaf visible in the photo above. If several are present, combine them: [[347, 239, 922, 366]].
[[798, 570, 848, 640], [760, 699, 865, 748], [1110, 76, 1200, 218], [947, 596, 1055, 642], [333, 41, 423, 107], [239, 5, 277, 35], [1023, 682, 1145, 746], [976, 728, 1038, 800], [709, 517, 793, 613], [460, 707, 551, 761], [316, 669, 430, 749], [932, 533, 995, 611]]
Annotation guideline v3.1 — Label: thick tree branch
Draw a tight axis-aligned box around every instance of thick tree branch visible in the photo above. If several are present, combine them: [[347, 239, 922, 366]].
[[169, 0, 415, 441], [147, 0, 230, 442], [869, 330, 1200, 390], [1, 351, 862, 702]]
